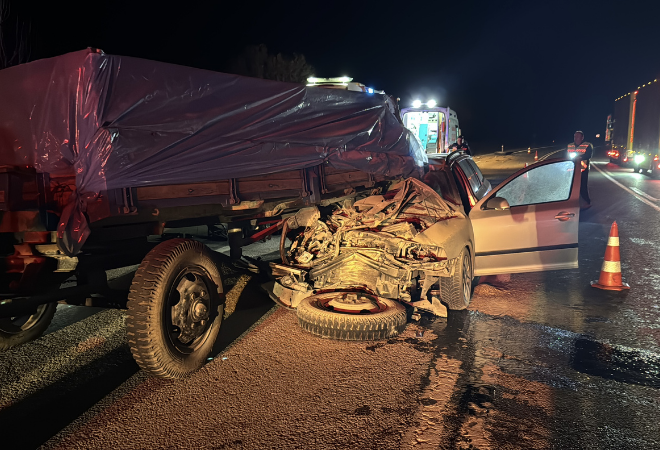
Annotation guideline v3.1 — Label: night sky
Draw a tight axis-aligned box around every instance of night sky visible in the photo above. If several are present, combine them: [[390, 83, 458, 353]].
[[7, 0, 660, 152]]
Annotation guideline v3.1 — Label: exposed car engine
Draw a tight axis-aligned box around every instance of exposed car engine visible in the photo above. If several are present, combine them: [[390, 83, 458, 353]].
[[270, 178, 463, 315]]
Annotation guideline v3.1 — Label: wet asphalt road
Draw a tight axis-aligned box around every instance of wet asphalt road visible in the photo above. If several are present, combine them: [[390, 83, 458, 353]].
[[1, 148, 659, 449]]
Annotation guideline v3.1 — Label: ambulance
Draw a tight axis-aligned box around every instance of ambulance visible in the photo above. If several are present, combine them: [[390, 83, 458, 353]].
[[400, 100, 461, 154]]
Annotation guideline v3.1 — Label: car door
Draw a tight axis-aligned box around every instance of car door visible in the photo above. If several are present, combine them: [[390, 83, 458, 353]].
[[468, 159, 581, 276]]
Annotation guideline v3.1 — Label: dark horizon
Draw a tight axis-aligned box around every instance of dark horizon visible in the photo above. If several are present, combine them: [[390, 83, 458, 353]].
[[5, 0, 660, 152]]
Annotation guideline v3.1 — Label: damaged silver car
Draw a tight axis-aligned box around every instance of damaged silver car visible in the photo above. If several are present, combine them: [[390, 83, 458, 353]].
[[267, 153, 583, 341]]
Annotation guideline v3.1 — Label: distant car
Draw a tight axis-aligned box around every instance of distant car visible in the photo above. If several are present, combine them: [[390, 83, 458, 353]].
[[607, 147, 632, 166], [269, 151, 583, 340], [610, 147, 660, 177], [630, 151, 660, 178]]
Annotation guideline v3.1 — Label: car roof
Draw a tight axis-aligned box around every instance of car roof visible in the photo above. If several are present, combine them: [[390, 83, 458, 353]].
[[427, 151, 473, 165]]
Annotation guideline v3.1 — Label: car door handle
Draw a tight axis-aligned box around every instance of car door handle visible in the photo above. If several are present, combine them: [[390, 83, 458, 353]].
[[555, 211, 575, 221]]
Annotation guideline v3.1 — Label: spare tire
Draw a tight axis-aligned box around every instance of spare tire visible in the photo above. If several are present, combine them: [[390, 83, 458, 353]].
[[296, 292, 407, 341]]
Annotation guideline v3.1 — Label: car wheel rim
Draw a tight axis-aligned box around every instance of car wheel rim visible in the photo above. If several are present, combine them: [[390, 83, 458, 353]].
[[462, 253, 471, 305], [167, 267, 215, 354], [316, 291, 387, 315], [0, 304, 51, 334]]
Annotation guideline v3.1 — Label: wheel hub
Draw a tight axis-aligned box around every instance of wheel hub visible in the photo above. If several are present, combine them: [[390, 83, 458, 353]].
[[171, 274, 211, 344], [191, 300, 208, 321], [320, 291, 386, 314]]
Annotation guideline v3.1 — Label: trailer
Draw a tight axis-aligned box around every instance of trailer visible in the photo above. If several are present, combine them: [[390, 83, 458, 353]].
[[0, 49, 425, 377], [608, 79, 660, 176]]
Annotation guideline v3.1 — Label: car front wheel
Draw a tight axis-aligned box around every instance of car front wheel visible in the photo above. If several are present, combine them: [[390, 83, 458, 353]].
[[441, 248, 473, 310]]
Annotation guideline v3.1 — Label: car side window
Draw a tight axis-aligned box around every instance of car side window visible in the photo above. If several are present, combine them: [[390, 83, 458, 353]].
[[495, 161, 574, 207], [467, 160, 488, 199], [458, 160, 482, 194], [468, 160, 485, 184]]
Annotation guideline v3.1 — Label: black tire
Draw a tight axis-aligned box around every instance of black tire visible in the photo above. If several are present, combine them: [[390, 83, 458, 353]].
[[126, 239, 224, 379], [0, 303, 57, 350], [441, 248, 473, 310], [296, 293, 407, 341], [651, 165, 660, 179]]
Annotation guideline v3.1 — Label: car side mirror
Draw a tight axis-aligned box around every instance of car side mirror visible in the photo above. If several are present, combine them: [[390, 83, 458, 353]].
[[485, 196, 510, 210]]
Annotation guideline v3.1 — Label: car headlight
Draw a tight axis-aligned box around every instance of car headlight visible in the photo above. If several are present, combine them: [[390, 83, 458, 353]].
[[634, 154, 645, 164], [568, 152, 577, 159]]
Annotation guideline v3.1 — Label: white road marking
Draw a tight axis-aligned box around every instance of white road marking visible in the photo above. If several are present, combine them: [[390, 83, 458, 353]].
[[513, 146, 555, 154], [592, 163, 660, 212], [484, 145, 559, 156], [630, 186, 660, 202], [538, 148, 565, 161]]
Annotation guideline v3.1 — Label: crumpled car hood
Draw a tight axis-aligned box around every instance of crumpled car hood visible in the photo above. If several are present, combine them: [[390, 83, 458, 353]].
[[271, 178, 466, 310]]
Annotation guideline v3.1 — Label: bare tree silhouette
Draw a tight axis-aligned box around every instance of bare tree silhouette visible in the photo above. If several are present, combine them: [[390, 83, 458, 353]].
[[0, 0, 31, 69], [230, 44, 314, 84]]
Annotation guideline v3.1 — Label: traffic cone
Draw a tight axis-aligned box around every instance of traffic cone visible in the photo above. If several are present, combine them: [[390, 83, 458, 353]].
[[534, 150, 538, 161], [591, 221, 630, 291], [528, 147, 531, 154]]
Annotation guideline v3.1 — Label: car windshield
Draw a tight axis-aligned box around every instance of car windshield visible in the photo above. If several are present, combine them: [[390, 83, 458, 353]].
[[424, 161, 463, 206]]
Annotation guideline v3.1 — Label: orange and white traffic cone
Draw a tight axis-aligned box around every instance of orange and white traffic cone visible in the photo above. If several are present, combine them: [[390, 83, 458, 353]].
[[534, 150, 538, 161], [528, 147, 531, 154], [591, 221, 630, 291]]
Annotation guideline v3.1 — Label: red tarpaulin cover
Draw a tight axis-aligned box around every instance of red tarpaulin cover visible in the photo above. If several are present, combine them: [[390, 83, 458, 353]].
[[0, 49, 426, 254]]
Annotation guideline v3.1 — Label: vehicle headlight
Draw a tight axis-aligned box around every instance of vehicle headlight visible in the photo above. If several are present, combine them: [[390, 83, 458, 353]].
[[568, 152, 577, 159], [634, 154, 645, 164]]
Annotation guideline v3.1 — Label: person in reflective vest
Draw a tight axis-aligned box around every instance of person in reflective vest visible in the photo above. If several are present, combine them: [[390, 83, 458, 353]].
[[449, 135, 472, 155], [567, 130, 593, 209]]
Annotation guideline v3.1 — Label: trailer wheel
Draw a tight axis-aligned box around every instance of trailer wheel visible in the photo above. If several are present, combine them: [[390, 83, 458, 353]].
[[127, 239, 224, 379], [296, 292, 407, 341], [0, 303, 57, 351], [441, 248, 473, 310]]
